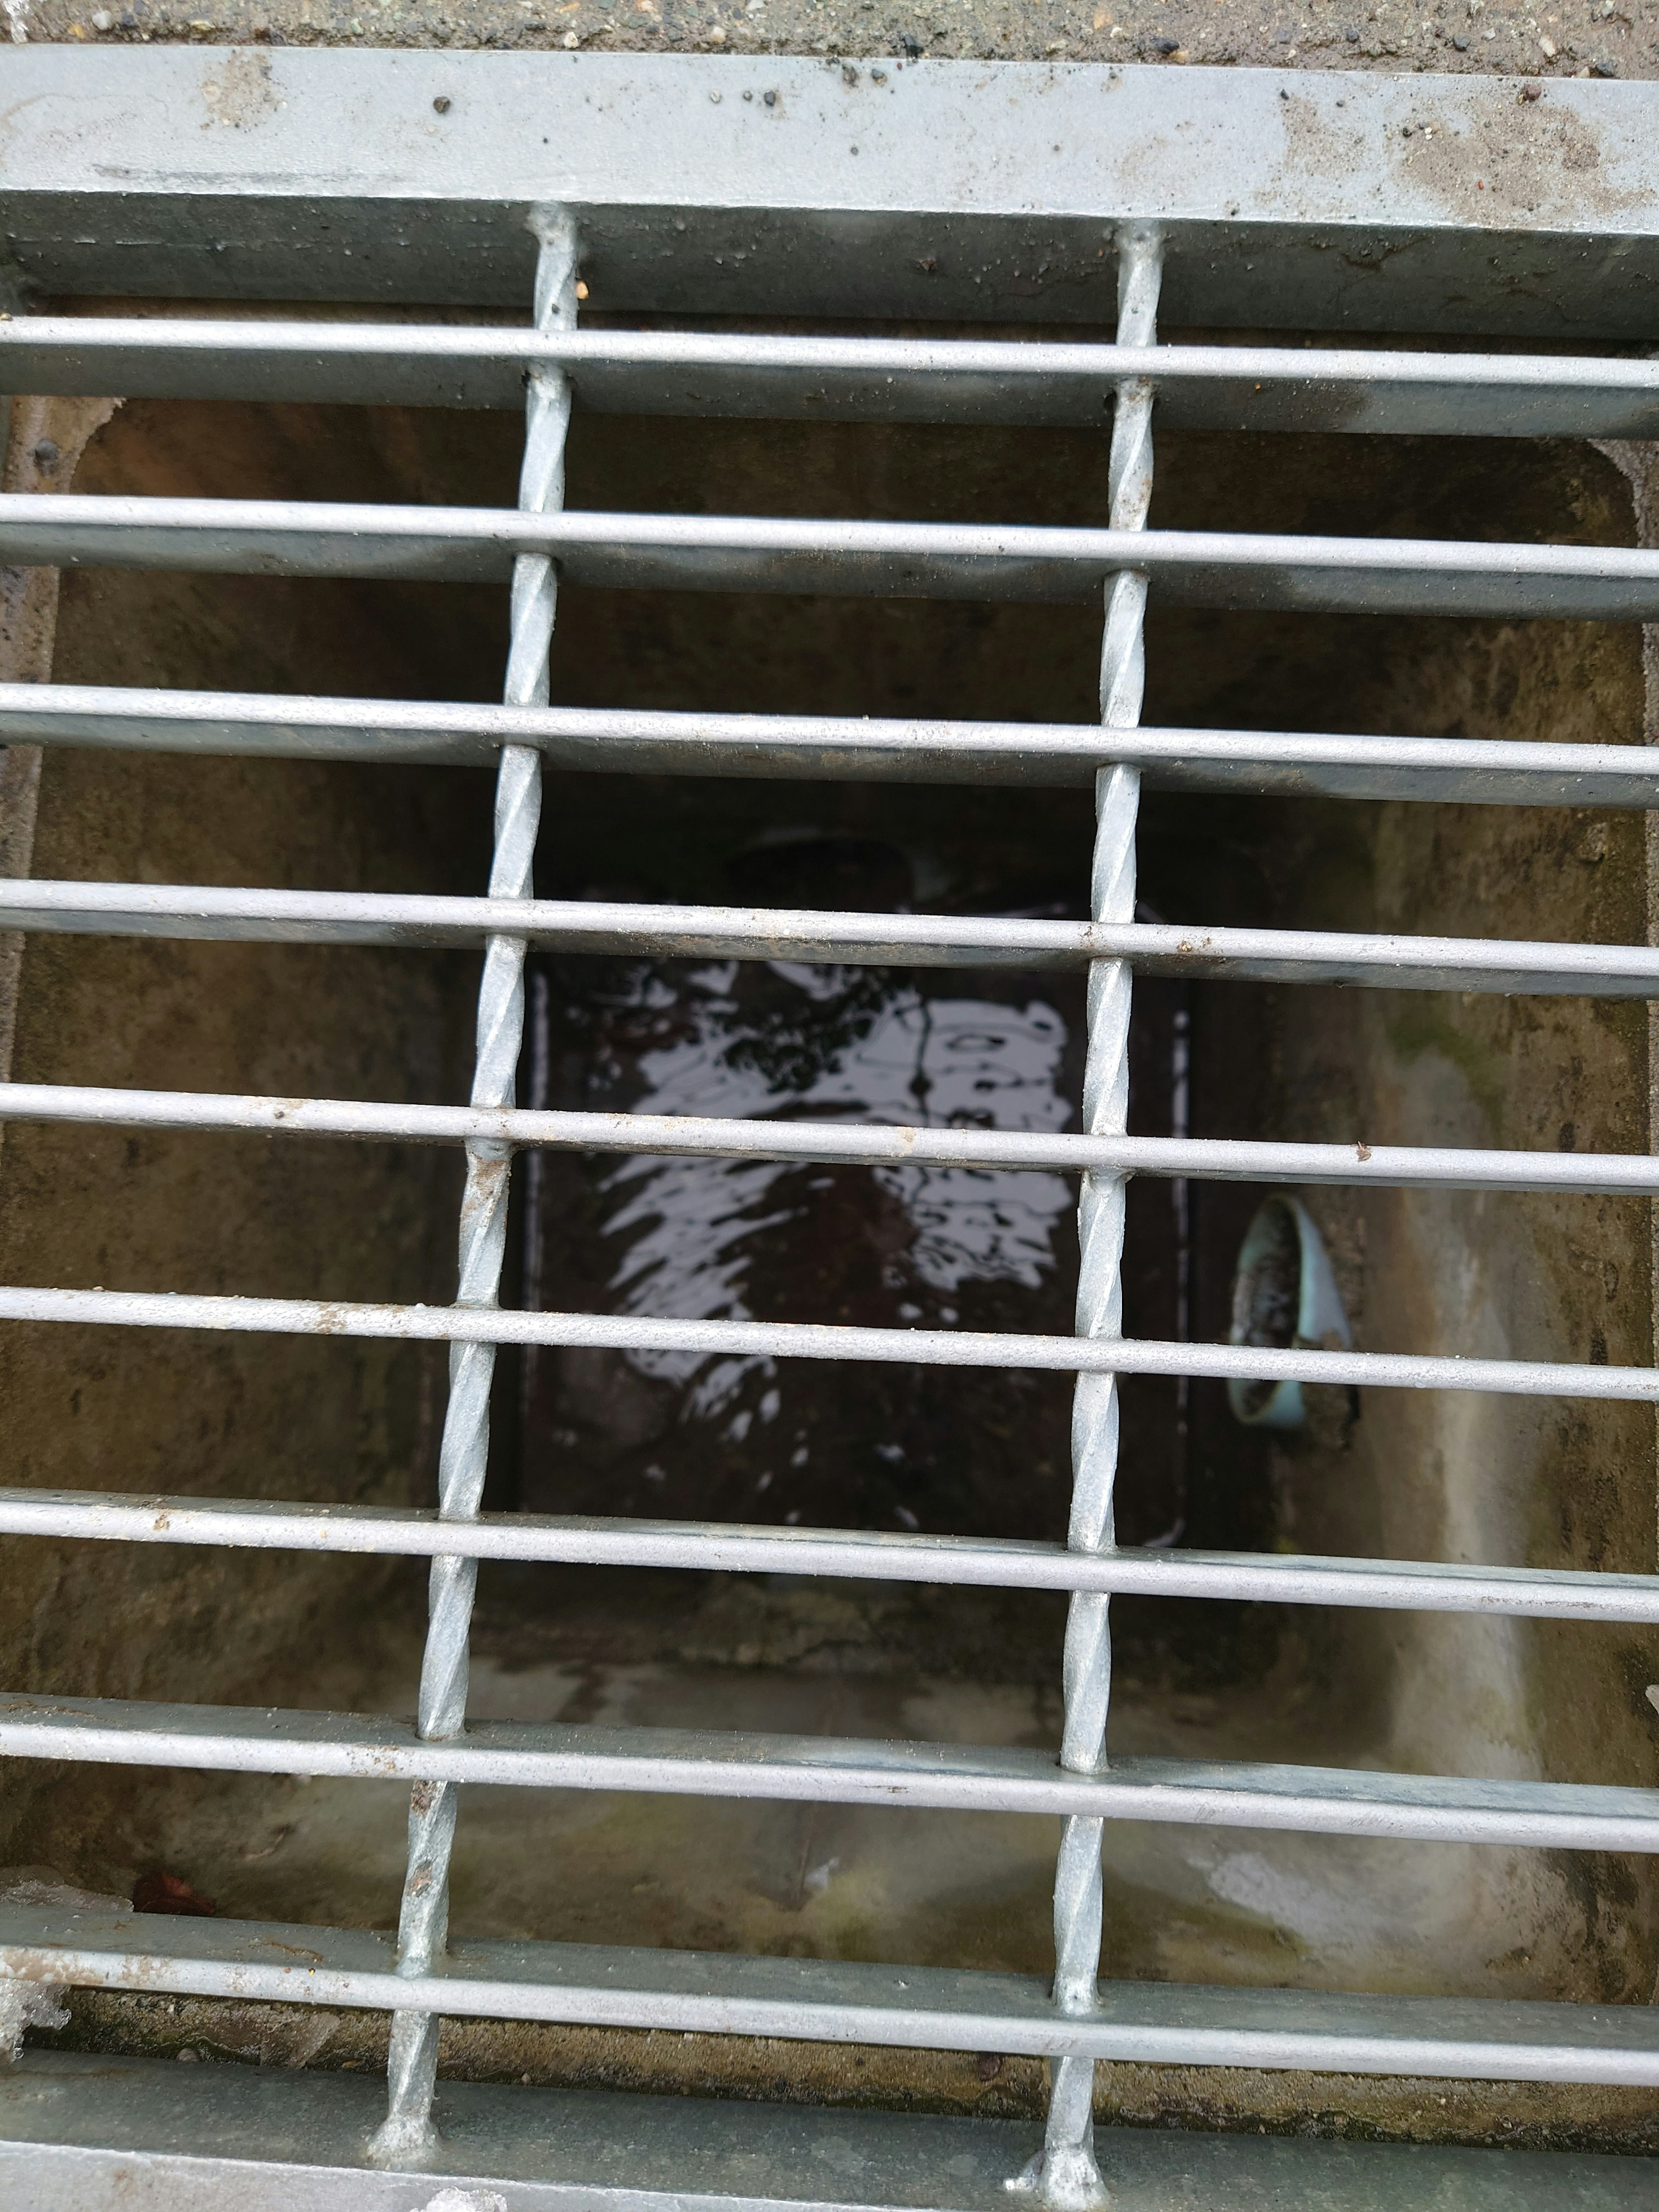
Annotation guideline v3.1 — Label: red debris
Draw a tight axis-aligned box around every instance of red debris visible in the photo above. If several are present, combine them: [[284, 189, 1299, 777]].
[[132, 1870, 216, 1917]]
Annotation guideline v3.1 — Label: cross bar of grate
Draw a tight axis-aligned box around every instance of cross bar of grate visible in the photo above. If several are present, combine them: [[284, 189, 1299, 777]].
[[0, 1284, 1653, 1403], [9, 1078, 1659, 1197], [5, 1907, 1659, 2087], [5, 1488, 1659, 1623], [3, 1694, 1657, 1853], [11, 880, 1659, 997], [4, 498, 1659, 620], [4, 319, 1659, 437], [7, 684, 1659, 806]]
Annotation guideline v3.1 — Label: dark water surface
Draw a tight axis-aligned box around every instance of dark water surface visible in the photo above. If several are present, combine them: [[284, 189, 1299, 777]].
[[499, 406, 1373, 1553], [515, 808, 1232, 1545]]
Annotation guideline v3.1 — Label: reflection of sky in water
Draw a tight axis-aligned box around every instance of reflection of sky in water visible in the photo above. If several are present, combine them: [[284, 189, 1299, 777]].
[[598, 960, 1074, 1417]]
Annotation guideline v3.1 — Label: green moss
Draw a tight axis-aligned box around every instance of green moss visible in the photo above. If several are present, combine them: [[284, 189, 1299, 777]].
[[1383, 999, 1510, 1139]]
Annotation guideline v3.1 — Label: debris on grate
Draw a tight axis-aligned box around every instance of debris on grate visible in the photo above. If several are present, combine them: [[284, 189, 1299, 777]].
[[0, 1867, 130, 1916], [0, 1982, 68, 2063], [0, 1866, 131, 2057]]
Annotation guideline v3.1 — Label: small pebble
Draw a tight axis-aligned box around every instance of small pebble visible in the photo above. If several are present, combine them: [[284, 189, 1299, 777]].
[[91, 9, 113, 26]]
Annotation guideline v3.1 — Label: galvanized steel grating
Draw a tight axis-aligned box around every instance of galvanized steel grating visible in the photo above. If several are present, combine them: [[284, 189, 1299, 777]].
[[1, 43, 1659, 2212]]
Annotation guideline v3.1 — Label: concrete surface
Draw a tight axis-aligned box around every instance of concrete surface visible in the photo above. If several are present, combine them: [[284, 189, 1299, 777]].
[[8, 0, 1656, 88]]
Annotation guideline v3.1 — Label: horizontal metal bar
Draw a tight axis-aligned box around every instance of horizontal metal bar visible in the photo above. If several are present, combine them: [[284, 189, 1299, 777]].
[[7, 319, 1659, 440], [5, 1079, 1659, 1202], [0, 1694, 1654, 1850], [8, 54, 1659, 343], [7, 878, 1659, 999], [0, 1284, 1652, 1405], [3, 498, 1659, 620], [7, 1911, 1659, 2089], [6, 2056, 1656, 2212], [4, 1487, 1656, 1626], [8, 682, 1659, 807]]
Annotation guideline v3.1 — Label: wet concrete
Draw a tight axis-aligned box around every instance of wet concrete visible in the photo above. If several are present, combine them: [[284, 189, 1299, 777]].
[[21, 1570, 1659, 2149], [16, 1569, 1630, 1996]]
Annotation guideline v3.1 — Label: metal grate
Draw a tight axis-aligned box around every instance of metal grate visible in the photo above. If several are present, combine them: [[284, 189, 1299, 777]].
[[2, 44, 1659, 2210]]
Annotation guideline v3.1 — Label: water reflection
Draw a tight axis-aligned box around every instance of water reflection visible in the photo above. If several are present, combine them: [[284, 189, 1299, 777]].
[[520, 951, 1084, 1538], [609, 962, 1074, 1386]]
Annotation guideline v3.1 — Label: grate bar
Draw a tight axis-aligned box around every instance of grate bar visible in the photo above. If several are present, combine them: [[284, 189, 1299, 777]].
[[11, 2059, 1653, 2212], [4, 496, 1659, 620], [5, 1909, 1659, 2086], [6, 53, 1659, 341], [5, 320, 1659, 436], [7, 1079, 1659, 1196], [2, 1693, 1656, 1851], [5, 1487, 1657, 1622], [10, 879, 1659, 998], [1033, 220, 1162, 2212], [9, 318, 1659, 440], [370, 212, 580, 2164], [7, 684, 1659, 807], [1, 1284, 1651, 1403]]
